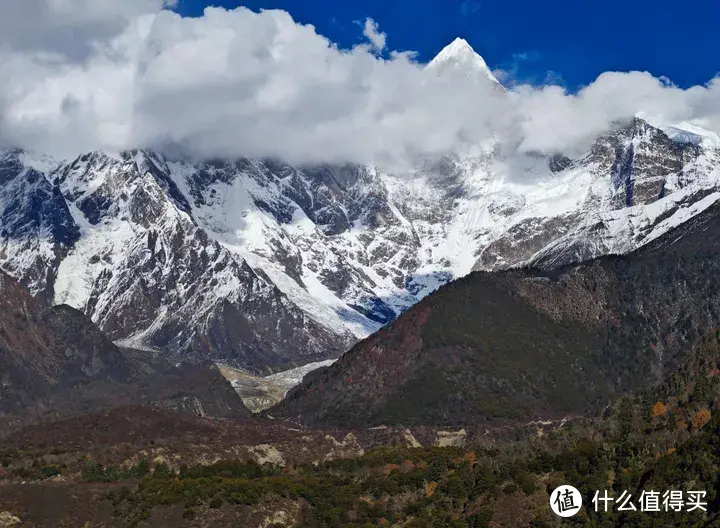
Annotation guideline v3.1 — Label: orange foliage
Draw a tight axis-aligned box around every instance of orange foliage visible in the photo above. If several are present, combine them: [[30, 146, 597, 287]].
[[383, 463, 400, 477], [464, 451, 478, 466], [400, 459, 415, 473], [651, 401, 667, 418], [693, 408, 711, 430], [425, 481, 439, 497]]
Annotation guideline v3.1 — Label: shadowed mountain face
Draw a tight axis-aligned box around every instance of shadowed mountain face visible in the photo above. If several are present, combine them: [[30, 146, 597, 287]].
[[0, 270, 250, 431], [0, 270, 129, 417], [274, 199, 720, 427]]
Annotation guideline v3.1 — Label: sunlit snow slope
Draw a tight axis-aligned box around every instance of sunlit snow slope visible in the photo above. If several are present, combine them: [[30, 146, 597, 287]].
[[1, 40, 720, 372]]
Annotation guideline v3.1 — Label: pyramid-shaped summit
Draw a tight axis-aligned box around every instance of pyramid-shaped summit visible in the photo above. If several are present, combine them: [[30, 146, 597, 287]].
[[427, 37, 503, 88]]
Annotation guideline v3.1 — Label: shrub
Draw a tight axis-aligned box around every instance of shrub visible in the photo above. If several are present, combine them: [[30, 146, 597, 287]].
[[692, 408, 711, 429]]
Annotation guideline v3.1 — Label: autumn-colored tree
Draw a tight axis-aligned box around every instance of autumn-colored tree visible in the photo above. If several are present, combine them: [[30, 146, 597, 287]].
[[383, 463, 400, 477], [651, 401, 667, 418], [464, 451, 478, 466], [693, 408, 711, 430], [400, 459, 415, 473], [425, 481, 438, 497]]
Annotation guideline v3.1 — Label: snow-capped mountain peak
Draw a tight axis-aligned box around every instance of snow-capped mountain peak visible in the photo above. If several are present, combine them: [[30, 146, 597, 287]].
[[1, 117, 719, 375], [427, 37, 503, 88], [430, 38, 479, 63]]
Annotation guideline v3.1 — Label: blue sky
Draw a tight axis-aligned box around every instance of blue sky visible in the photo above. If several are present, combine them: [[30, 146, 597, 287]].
[[177, 0, 720, 90]]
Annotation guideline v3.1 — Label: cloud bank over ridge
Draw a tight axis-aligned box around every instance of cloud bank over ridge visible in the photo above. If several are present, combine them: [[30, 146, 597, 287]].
[[1, 1, 719, 167]]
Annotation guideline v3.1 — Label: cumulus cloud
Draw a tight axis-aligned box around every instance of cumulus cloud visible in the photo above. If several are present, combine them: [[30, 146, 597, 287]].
[[0, 0, 174, 59], [0, 2, 719, 167], [362, 18, 386, 53], [511, 72, 720, 156]]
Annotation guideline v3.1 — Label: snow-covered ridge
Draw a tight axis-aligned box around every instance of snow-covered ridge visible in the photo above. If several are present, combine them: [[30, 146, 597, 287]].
[[2, 116, 718, 371], [1, 39, 720, 372]]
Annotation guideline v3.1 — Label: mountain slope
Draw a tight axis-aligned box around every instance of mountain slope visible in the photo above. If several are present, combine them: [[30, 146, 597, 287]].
[[0, 270, 250, 430], [0, 269, 130, 418], [3, 150, 350, 372], [274, 198, 720, 426]]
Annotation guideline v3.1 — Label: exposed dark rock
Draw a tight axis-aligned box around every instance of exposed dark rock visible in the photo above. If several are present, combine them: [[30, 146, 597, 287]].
[[548, 153, 572, 173], [0, 151, 80, 303]]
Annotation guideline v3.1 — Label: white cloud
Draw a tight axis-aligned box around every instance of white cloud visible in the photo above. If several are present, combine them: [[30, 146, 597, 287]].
[[511, 71, 720, 156], [0, 0, 171, 59], [0, 3, 719, 168], [362, 18, 386, 53]]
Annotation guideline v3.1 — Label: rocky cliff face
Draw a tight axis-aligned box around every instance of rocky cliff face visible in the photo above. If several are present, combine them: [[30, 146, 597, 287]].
[[274, 198, 720, 426], [1, 150, 350, 373], [0, 151, 79, 303], [473, 118, 720, 271]]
